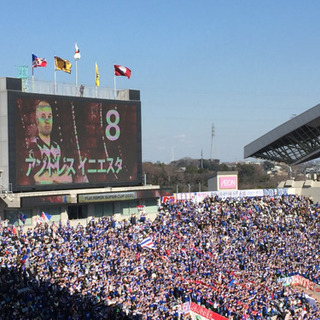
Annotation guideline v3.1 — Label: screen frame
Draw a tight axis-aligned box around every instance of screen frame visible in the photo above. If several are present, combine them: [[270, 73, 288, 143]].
[[8, 91, 142, 192]]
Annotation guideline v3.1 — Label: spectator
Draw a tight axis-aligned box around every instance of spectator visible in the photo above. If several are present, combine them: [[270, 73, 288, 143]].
[[0, 194, 320, 319]]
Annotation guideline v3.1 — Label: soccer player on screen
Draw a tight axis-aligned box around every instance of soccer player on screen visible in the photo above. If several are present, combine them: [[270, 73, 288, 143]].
[[27, 101, 72, 184]]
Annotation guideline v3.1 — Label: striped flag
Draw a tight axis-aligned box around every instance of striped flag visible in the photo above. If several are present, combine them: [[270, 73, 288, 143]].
[[139, 237, 155, 249], [21, 254, 29, 264], [41, 211, 51, 223], [192, 246, 203, 255]]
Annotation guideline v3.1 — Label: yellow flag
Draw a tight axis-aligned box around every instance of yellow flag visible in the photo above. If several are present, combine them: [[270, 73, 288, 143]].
[[95, 62, 100, 86], [54, 56, 72, 74]]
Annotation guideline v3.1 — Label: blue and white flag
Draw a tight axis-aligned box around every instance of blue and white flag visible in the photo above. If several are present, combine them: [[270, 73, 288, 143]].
[[139, 237, 155, 249]]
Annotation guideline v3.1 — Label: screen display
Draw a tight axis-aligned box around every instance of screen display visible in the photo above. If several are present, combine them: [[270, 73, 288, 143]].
[[10, 93, 142, 191]]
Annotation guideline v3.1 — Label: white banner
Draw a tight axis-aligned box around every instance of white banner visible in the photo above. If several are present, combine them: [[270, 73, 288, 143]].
[[174, 189, 290, 203]]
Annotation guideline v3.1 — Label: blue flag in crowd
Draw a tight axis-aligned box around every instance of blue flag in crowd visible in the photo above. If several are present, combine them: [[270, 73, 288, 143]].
[[228, 279, 236, 287]]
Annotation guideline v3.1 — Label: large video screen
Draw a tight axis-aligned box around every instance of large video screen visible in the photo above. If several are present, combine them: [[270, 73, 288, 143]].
[[9, 92, 142, 191]]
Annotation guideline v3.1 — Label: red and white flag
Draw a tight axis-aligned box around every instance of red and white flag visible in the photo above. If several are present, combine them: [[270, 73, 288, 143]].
[[74, 42, 81, 60], [114, 65, 131, 78]]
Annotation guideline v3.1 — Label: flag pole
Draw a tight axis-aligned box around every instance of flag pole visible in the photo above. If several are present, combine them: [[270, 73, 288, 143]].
[[31, 53, 34, 92], [113, 76, 117, 99], [32, 67, 34, 93], [95, 61, 97, 98], [74, 42, 80, 95], [54, 58, 57, 95], [75, 59, 78, 90], [54, 71, 56, 94]]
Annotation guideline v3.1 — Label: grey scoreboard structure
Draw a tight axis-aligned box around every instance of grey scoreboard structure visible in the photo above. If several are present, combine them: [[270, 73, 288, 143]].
[[0, 77, 164, 226]]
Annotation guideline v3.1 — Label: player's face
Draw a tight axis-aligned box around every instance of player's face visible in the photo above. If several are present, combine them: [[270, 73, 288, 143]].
[[36, 105, 52, 136]]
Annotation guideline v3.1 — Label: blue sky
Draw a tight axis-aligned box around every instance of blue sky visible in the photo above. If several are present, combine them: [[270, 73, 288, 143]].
[[2, 1, 320, 163]]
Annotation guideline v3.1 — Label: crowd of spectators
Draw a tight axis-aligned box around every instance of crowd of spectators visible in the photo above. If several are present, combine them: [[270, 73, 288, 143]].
[[1, 194, 320, 319]]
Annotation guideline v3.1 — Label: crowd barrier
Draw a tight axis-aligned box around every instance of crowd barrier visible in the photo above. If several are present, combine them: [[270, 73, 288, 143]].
[[162, 188, 289, 204]]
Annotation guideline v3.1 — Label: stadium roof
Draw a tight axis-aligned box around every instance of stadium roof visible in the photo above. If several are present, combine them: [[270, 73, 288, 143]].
[[244, 103, 320, 165]]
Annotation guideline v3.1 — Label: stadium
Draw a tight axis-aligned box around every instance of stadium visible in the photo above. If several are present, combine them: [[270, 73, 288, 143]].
[[1, 77, 320, 319]]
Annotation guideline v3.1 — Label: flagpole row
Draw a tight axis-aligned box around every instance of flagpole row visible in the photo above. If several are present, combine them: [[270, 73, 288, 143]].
[[32, 51, 131, 97]]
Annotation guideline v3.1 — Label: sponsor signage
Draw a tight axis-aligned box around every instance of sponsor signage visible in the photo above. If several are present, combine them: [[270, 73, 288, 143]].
[[190, 302, 228, 320], [162, 196, 175, 203], [218, 176, 237, 190], [78, 192, 136, 203], [176, 189, 289, 203], [176, 189, 271, 202], [278, 275, 319, 292], [22, 195, 72, 207]]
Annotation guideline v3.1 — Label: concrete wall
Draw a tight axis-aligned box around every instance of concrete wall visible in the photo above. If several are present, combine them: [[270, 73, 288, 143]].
[[278, 179, 320, 203], [0, 79, 8, 192]]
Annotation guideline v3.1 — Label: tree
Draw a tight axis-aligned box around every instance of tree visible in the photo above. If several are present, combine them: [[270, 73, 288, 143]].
[[142, 159, 281, 192], [263, 161, 274, 172]]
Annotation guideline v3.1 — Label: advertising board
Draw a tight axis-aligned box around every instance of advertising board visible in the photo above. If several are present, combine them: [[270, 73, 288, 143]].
[[218, 175, 237, 190], [21, 195, 73, 207], [9, 92, 142, 191], [180, 302, 228, 320]]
